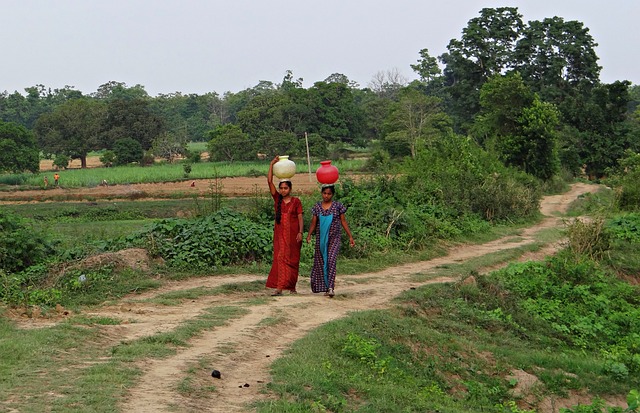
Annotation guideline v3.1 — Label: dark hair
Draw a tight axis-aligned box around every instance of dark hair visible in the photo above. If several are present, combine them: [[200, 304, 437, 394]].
[[321, 185, 335, 195], [275, 181, 292, 224]]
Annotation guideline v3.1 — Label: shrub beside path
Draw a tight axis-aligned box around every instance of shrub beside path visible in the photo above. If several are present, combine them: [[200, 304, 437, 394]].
[[23, 182, 599, 412]]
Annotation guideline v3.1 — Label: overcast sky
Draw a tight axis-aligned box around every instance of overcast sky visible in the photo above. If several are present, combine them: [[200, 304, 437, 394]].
[[1, 0, 638, 97]]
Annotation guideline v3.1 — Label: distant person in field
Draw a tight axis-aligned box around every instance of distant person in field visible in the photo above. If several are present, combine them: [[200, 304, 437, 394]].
[[43, 176, 49, 188], [54, 173, 60, 186], [306, 184, 355, 298], [266, 156, 303, 296]]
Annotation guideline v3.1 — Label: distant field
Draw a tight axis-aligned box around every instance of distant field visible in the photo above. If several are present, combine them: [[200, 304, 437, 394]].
[[8, 157, 365, 189]]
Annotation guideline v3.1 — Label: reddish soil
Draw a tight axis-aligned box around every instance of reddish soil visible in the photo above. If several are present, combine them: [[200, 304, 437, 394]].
[[4, 155, 348, 203], [0, 175, 325, 203], [27, 155, 320, 202]]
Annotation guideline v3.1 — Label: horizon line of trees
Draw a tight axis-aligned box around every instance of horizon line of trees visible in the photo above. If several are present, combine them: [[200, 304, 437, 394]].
[[1, 6, 639, 181]]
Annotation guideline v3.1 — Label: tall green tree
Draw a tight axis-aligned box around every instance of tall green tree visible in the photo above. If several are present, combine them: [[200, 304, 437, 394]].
[[324, 72, 360, 89], [207, 124, 254, 162], [91, 81, 149, 101], [236, 74, 314, 146], [410, 50, 448, 100], [151, 92, 227, 142], [101, 98, 165, 150], [223, 81, 278, 124], [411, 48, 442, 83], [151, 132, 188, 163], [0, 120, 39, 173], [440, 7, 524, 130], [473, 73, 533, 143], [255, 130, 301, 158], [113, 137, 144, 165], [629, 85, 640, 113], [475, 73, 560, 180], [307, 80, 365, 144], [565, 81, 636, 178], [356, 88, 393, 142], [34, 99, 106, 168], [383, 88, 450, 158], [0, 91, 30, 126], [514, 17, 601, 103], [0, 85, 83, 129], [516, 96, 561, 180], [236, 91, 292, 138]]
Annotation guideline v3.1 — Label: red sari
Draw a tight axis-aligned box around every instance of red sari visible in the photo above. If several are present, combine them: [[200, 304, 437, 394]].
[[266, 193, 303, 291]]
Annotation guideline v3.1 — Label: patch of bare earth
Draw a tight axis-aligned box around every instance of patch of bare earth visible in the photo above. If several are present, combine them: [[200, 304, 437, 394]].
[[0, 175, 328, 203], [12, 183, 621, 412], [5, 154, 363, 203]]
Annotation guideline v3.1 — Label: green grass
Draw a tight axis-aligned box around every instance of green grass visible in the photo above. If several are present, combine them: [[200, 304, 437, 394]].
[[5, 198, 269, 257], [3, 199, 198, 221], [533, 225, 565, 243], [566, 186, 616, 216], [0, 315, 137, 413], [1, 182, 638, 412], [408, 243, 545, 283], [68, 315, 123, 325], [253, 211, 640, 412], [607, 239, 640, 277], [50, 220, 149, 251], [0, 303, 249, 412], [0, 158, 366, 189], [71, 270, 163, 310], [143, 280, 265, 306], [111, 305, 249, 361], [256, 279, 638, 412]]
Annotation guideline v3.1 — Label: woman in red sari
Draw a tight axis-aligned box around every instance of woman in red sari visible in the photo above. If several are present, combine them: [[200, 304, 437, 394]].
[[266, 156, 304, 296]]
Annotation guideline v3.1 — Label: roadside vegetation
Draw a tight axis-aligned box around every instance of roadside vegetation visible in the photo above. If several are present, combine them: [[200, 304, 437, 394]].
[[255, 182, 640, 413], [2, 160, 640, 411], [1, 5, 640, 412]]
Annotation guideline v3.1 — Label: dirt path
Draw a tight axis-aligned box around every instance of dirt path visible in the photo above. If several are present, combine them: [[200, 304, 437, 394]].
[[78, 183, 596, 412]]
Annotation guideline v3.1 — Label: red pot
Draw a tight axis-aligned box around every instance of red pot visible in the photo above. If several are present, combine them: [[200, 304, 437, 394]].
[[315, 160, 339, 184]]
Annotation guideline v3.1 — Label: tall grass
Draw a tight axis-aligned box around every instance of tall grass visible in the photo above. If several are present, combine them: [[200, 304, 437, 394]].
[[1, 159, 365, 188]]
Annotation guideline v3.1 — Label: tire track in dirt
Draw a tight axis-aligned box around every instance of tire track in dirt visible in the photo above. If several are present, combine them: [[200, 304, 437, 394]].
[[100, 182, 595, 412]]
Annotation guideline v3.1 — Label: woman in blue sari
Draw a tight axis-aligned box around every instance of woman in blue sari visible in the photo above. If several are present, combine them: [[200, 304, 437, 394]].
[[306, 185, 355, 297]]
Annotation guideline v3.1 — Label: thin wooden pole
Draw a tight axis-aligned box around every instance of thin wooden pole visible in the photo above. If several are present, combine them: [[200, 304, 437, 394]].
[[305, 131, 312, 181]]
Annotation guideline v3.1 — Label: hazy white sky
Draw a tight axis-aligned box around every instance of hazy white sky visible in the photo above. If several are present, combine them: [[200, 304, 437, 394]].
[[1, 0, 638, 96]]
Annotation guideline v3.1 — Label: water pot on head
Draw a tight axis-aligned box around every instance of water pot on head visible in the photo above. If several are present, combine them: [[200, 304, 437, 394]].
[[315, 160, 339, 184], [273, 155, 296, 179]]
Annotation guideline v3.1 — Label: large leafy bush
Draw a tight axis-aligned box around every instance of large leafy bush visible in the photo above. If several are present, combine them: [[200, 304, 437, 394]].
[[0, 209, 53, 273], [340, 133, 540, 254], [124, 209, 272, 269], [402, 133, 541, 221], [605, 150, 640, 211], [607, 214, 640, 243]]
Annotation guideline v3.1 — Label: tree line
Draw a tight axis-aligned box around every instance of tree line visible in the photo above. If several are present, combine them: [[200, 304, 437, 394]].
[[1, 7, 639, 181]]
